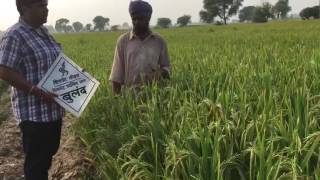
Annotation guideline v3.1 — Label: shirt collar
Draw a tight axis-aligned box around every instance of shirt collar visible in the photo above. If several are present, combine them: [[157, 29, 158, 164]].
[[129, 30, 155, 40], [19, 17, 49, 37], [19, 17, 45, 32]]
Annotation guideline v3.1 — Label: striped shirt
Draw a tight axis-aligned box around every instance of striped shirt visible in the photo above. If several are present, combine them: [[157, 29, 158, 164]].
[[0, 18, 64, 124]]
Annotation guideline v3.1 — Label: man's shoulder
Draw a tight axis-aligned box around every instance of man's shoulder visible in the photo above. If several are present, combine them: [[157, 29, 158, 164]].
[[117, 32, 131, 42], [151, 32, 164, 39], [2, 23, 25, 40], [151, 32, 167, 44]]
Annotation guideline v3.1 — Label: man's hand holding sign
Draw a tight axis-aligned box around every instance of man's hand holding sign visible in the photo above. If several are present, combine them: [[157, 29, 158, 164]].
[[37, 53, 100, 117]]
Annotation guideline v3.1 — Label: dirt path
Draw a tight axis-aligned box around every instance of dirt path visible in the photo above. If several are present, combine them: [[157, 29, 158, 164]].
[[0, 105, 94, 180], [50, 114, 94, 180], [0, 111, 24, 180]]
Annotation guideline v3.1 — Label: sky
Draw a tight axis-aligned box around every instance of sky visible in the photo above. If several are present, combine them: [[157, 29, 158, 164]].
[[0, 0, 319, 31]]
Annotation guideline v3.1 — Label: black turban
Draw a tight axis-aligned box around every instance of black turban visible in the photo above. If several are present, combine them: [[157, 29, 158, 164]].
[[129, 0, 153, 19]]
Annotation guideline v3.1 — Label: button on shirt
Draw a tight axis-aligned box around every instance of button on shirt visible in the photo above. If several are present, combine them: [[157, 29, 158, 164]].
[[0, 18, 64, 124], [109, 31, 170, 86]]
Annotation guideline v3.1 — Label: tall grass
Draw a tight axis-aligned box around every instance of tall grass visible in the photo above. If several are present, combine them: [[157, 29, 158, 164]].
[[56, 20, 320, 179]]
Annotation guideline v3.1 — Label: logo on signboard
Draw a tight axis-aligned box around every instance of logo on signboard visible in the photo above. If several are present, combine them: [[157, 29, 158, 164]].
[[59, 62, 69, 77]]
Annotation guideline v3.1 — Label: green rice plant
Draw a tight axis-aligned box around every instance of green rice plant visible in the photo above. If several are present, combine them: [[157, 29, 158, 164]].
[[56, 20, 320, 179]]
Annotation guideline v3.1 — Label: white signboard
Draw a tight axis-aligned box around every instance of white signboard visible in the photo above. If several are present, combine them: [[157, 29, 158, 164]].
[[37, 53, 100, 117]]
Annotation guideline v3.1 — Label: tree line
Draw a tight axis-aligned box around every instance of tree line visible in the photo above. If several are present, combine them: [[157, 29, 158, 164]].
[[54, 15, 193, 33], [55, 16, 110, 33], [200, 0, 320, 24], [53, 0, 320, 33], [238, 0, 291, 23], [198, 0, 291, 24]]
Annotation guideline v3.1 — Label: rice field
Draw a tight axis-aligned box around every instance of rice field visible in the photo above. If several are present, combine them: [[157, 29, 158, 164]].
[[56, 20, 320, 179]]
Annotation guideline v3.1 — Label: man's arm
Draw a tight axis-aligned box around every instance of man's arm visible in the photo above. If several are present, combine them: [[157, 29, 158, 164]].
[[160, 68, 170, 79], [112, 81, 122, 95], [159, 38, 171, 80], [109, 36, 125, 95], [0, 66, 56, 103]]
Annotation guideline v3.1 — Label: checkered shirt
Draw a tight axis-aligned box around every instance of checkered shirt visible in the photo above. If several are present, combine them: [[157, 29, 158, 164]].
[[0, 18, 65, 124]]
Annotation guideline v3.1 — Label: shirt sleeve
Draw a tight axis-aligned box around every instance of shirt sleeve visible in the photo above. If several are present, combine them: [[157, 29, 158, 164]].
[[159, 39, 170, 73], [109, 37, 125, 84], [0, 35, 22, 70]]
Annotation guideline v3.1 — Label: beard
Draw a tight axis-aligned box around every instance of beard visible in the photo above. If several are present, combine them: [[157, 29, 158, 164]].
[[133, 24, 149, 34]]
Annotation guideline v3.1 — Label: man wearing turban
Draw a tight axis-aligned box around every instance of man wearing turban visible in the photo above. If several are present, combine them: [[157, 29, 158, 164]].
[[0, 0, 65, 179], [109, 0, 171, 94]]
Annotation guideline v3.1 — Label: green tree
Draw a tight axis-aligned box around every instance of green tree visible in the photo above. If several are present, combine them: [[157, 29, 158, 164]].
[[111, 25, 119, 31], [253, 7, 268, 23], [200, 0, 243, 24], [65, 25, 74, 33], [300, 6, 320, 20], [85, 24, 92, 31], [252, 3, 275, 23], [263, 2, 275, 19], [177, 15, 191, 27], [199, 10, 215, 23], [239, 6, 255, 22], [122, 22, 130, 29], [274, 0, 291, 19], [122, 22, 130, 30], [72, 22, 83, 32], [93, 16, 110, 31], [157, 18, 172, 28], [55, 18, 69, 33]]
